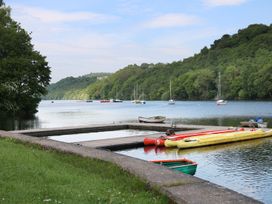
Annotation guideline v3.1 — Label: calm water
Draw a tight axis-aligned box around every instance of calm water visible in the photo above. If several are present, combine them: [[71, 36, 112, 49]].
[[1, 100, 272, 203], [116, 138, 272, 204], [1, 100, 272, 130], [48, 129, 158, 143]]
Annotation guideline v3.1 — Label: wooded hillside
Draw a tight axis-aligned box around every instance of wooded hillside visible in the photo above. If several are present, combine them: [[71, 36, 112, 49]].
[[45, 73, 111, 99], [46, 24, 272, 101]]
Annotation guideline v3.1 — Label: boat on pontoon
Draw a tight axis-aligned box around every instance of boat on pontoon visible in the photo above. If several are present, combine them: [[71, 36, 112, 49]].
[[240, 118, 268, 128]]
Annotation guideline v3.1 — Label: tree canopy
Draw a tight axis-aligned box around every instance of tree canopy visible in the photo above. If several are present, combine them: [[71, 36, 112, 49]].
[[45, 73, 111, 100], [0, 2, 51, 116]]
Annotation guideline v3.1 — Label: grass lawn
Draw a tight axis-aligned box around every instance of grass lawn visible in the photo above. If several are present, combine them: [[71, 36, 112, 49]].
[[0, 138, 169, 204]]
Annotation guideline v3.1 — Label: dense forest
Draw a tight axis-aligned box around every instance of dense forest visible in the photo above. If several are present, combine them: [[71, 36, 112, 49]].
[[45, 73, 110, 99], [46, 24, 272, 101]]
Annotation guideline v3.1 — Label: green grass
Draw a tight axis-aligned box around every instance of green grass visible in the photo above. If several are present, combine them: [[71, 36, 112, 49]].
[[0, 138, 169, 204]]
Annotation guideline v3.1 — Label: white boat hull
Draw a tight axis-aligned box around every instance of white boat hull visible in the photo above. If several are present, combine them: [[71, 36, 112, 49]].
[[138, 116, 166, 123], [216, 99, 227, 105]]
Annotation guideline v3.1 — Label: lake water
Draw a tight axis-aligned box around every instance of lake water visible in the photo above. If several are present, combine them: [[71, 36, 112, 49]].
[[1, 100, 272, 203], [1, 100, 272, 130], [116, 138, 272, 204]]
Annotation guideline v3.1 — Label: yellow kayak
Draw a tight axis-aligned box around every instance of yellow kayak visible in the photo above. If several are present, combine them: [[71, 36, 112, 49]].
[[165, 139, 181, 148], [171, 129, 272, 149]]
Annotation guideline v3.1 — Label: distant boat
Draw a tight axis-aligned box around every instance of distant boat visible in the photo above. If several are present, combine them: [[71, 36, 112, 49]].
[[132, 85, 139, 103], [85, 100, 93, 103], [216, 99, 227, 105], [240, 118, 268, 128], [150, 158, 198, 175], [216, 72, 227, 105], [138, 116, 166, 123], [168, 80, 175, 105], [168, 99, 175, 105], [140, 100, 146, 104], [132, 84, 146, 104], [100, 99, 110, 103], [240, 121, 268, 128], [140, 91, 146, 104], [110, 99, 123, 103], [132, 100, 141, 104]]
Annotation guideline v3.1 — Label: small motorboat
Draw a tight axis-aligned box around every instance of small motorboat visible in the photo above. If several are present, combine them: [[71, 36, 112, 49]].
[[216, 99, 227, 105], [100, 99, 110, 103], [150, 158, 197, 175], [138, 116, 166, 123], [110, 99, 123, 102], [240, 121, 268, 128], [168, 99, 175, 105], [132, 100, 141, 104], [240, 117, 268, 128]]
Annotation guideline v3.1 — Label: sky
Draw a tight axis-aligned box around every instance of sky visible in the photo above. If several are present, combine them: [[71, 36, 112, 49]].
[[5, 0, 272, 82]]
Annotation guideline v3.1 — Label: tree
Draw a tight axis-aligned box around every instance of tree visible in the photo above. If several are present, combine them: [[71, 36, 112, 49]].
[[0, 2, 51, 116]]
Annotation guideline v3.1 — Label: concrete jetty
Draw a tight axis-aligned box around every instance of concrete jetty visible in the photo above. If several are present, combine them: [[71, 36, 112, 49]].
[[1, 123, 262, 204]]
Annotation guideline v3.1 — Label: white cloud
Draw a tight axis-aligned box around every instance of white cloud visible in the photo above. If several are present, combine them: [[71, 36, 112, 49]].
[[203, 0, 247, 7], [7, 4, 211, 83], [143, 13, 200, 29], [13, 5, 117, 24]]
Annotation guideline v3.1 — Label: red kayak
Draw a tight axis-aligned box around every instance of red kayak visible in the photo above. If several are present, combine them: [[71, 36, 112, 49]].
[[144, 128, 244, 146]]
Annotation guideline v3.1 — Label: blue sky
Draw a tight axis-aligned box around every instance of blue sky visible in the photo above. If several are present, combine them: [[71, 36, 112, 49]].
[[5, 0, 272, 82]]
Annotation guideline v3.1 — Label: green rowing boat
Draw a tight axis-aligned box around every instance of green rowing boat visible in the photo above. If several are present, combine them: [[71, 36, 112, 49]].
[[151, 158, 197, 175]]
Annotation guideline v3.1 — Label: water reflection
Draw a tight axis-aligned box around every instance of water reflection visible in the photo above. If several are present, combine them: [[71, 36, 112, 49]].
[[117, 138, 272, 204], [0, 113, 41, 130], [1, 100, 272, 130]]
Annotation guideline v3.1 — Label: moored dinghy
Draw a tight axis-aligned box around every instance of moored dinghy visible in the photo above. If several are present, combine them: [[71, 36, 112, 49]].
[[216, 72, 227, 105], [240, 117, 268, 128], [150, 158, 197, 175], [138, 116, 166, 123]]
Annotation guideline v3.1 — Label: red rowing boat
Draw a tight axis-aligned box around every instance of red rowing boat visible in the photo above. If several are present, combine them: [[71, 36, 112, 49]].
[[144, 128, 244, 146]]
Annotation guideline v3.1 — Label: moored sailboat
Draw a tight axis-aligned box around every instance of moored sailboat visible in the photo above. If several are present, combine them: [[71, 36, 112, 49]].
[[216, 72, 227, 105], [168, 80, 175, 105]]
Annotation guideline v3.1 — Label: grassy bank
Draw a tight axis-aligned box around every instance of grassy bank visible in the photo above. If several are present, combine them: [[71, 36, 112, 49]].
[[0, 138, 169, 203]]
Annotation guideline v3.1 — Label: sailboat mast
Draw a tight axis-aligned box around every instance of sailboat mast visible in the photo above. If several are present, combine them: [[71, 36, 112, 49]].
[[136, 83, 139, 100], [218, 72, 221, 99], [170, 80, 172, 99], [134, 86, 136, 100]]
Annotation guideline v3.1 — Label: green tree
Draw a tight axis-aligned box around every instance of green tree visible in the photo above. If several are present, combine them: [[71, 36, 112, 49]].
[[0, 3, 51, 116]]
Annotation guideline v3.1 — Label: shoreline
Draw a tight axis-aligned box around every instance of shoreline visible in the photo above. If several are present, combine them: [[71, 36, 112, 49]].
[[1, 123, 263, 203]]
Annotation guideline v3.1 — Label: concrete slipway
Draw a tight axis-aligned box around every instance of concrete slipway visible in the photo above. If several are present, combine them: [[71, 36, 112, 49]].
[[0, 123, 262, 204]]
